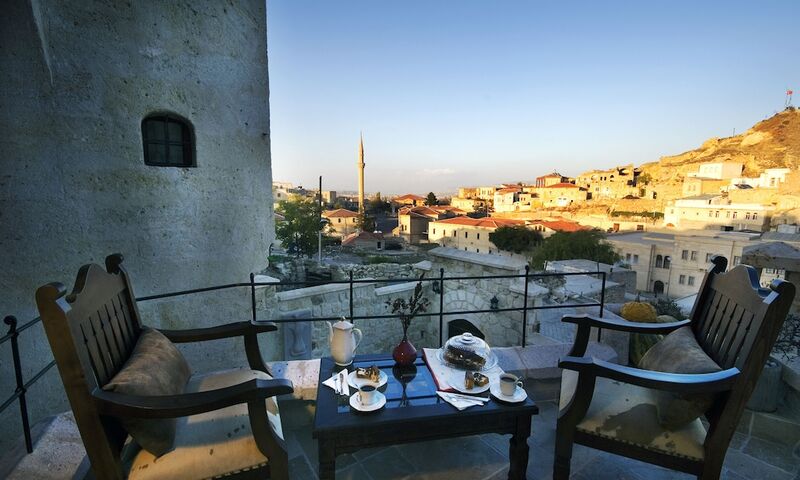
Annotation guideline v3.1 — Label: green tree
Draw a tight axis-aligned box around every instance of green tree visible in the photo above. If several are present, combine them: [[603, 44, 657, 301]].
[[356, 214, 376, 232], [425, 192, 438, 206], [275, 198, 322, 257], [489, 225, 543, 254], [529, 229, 621, 269], [367, 192, 390, 214]]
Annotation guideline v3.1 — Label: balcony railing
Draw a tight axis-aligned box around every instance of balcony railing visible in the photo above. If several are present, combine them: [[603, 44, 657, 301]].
[[1, 267, 606, 456]]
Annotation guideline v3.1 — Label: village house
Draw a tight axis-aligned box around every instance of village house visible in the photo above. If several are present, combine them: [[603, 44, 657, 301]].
[[322, 208, 359, 237], [342, 231, 385, 250], [536, 182, 589, 207], [394, 205, 465, 244], [688, 161, 744, 180], [663, 194, 773, 232], [493, 187, 523, 213], [534, 171, 569, 188], [449, 195, 487, 212], [391, 193, 426, 208], [575, 165, 641, 199]]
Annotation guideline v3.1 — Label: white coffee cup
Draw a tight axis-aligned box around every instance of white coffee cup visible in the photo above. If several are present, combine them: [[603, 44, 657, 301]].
[[358, 385, 377, 406], [499, 373, 523, 396]]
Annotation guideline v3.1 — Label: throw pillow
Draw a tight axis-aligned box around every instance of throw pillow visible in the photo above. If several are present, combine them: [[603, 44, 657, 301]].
[[103, 328, 191, 456], [639, 326, 722, 429]]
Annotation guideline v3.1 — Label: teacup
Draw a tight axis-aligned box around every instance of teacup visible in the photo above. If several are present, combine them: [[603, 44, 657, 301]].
[[358, 384, 377, 406], [499, 373, 523, 396]]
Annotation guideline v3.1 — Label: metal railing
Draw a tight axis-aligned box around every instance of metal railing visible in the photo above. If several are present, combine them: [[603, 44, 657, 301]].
[[1, 267, 606, 457]]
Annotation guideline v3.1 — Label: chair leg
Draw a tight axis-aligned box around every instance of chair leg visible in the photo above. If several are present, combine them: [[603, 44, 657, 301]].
[[553, 419, 575, 480]]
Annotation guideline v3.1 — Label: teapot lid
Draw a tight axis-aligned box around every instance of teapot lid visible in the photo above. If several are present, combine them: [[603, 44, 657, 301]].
[[332, 318, 354, 330]]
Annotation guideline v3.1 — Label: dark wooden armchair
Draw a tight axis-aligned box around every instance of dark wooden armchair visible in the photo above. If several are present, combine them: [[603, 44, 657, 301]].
[[36, 254, 293, 480], [554, 256, 796, 479]]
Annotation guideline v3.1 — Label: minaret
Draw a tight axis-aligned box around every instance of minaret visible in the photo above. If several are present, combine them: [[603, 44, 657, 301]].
[[357, 132, 365, 214]]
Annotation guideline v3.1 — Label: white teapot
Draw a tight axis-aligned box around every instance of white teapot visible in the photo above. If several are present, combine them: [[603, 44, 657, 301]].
[[327, 318, 363, 366]]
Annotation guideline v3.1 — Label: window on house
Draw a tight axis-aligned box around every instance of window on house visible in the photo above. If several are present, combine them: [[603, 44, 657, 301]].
[[633, 254, 639, 264], [476, 248, 480, 253], [726, 211, 731, 218], [433, 228, 436, 235], [688, 276, 695, 286], [338, 218, 342, 223], [656, 255, 663, 268], [745, 212, 751, 220], [708, 210, 713, 218], [734, 256, 741, 265], [753, 213, 758, 220], [477, 233, 480, 240], [679, 275, 686, 284], [732, 211, 737, 219], [453, 231, 456, 237], [663, 256, 671, 268], [142, 114, 195, 167], [626, 253, 632, 262], [705, 253, 713, 262], [465, 232, 468, 238], [690, 251, 698, 261], [715, 211, 720, 218], [636, 224, 644, 231], [681, 250, 688, 260]]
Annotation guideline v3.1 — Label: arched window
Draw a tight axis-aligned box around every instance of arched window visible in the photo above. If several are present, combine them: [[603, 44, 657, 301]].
[[656, 255, 663, 268], [142, 113, 195, 167], [663, 256, 671, 269]]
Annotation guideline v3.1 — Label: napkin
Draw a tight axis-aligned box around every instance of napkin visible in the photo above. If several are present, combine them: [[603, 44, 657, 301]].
[[436, 391, 483, 411], [321, 369, 349, 395]]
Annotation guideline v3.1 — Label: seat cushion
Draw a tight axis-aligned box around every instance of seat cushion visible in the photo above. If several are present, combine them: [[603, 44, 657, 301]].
[[559, 369, 707, 461], [103, 328, 191, 456], [126, 369, 284, 480], [639, 326, 722, 428]]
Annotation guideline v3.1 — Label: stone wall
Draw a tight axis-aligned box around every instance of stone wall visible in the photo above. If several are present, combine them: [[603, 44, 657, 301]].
[[0, 0, 273, 450]]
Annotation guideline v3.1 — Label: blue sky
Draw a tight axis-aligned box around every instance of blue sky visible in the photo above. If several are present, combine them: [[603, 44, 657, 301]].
[[267, 1, 799, 195]]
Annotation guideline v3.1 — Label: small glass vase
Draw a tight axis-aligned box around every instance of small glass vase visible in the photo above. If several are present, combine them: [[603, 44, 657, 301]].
[[392, 331, 417, 366]]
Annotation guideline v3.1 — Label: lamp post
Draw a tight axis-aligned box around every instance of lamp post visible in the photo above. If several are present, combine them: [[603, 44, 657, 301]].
[[318, 175, 323, 264]]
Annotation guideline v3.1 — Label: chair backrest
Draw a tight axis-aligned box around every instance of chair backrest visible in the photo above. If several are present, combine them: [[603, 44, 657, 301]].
[[36, 253, 144, 479], [690, 256, 795, 372], [690, 256, 795, 458]]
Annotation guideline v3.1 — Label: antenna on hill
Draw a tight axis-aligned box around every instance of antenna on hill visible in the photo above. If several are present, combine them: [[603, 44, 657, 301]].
[[786, 88, 794, 108]]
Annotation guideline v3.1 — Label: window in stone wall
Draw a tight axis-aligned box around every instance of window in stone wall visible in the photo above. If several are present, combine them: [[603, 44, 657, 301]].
[[633, 254, 639, 264], [681, 250, 688, 260], [679, 275, 686, 284], [142, 113, 195, 167], [753, 213, 758, 220], [691, 250, 698, 261], [688, 276, 695, 286]]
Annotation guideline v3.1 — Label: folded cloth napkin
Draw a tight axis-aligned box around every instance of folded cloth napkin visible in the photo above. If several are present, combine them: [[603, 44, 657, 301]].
[[423, 348, 504, 392], [321, 369, 349, 395], [436, 391, 483, 411]]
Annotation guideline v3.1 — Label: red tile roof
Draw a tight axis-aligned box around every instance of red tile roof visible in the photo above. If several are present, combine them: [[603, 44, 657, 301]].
[[537, 172, 563, 179], [433, 217, 525, 228], [342, 231, 384, 245], [532, 219, 588, 232], [394, 194, 425, 201], [323, 209, 359, 218], [545, 183, 580, 189]]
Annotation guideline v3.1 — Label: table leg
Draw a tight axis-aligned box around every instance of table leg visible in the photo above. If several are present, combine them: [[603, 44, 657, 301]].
[[318, 438, 336, 480], [508, 414, 532, 480]]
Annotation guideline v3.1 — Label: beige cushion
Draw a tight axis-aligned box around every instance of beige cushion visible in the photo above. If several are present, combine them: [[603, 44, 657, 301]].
[[639, 326, 722, 428], [103, 328, 191, 456], [126, 369, 284, 480], [559, 369, 707, 461]]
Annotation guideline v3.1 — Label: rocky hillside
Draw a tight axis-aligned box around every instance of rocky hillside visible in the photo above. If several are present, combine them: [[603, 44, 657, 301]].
[[640, 107, 800, 198]]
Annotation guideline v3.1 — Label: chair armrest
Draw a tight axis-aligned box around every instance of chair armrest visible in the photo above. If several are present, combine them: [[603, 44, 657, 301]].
[[562, 314, 690, 334], [160, 321, 278, 343], [559, 356, 739, 395], [93, 377, 293, 419]]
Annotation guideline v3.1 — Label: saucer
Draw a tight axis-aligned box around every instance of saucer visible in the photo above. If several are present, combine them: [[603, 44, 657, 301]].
[[448, 371, 490, 394], [347, 370, 388, 389], [349, 391, 386, 412], [490, 383, 528, 404]]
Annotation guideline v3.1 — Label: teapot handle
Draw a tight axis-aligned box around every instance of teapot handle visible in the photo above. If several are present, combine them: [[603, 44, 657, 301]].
[[352, 328, 363, 351]]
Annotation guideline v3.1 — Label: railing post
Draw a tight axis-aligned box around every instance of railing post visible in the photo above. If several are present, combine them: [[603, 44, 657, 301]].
[[438, 268, 445, 347], [5, 316, 32, 453], [250, 272, 257, 323], [522, 265, 529, 348], [349, 270, 354, 323], [599, 271, 606, 342]]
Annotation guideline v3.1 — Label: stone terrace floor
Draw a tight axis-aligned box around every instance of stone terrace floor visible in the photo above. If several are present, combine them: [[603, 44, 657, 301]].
[[282, 397, 800, 480], [5, 390, 800, 479]]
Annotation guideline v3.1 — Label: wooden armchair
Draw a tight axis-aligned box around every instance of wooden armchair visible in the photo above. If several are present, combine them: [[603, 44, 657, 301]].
[[554, 256, 796, 479], [36, 254, 293, 480]]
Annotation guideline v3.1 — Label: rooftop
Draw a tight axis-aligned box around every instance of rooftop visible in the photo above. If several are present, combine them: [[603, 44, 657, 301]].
[[323, 208, 359, 218]]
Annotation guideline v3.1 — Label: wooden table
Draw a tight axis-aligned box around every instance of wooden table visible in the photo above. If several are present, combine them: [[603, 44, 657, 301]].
[[312, 354, 539, 479]]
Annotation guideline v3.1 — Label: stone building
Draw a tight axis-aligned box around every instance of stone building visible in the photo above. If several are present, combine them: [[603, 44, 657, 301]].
[[1, 0, 274, 445], [663, 194, 773, 231], [394, 205, 463, 244], [323, 208, 359, 237], [575, 165, 641, 199], [392, 193, 426, 208], [688, 161, 744, 180], [609, 229, 770, 297]]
